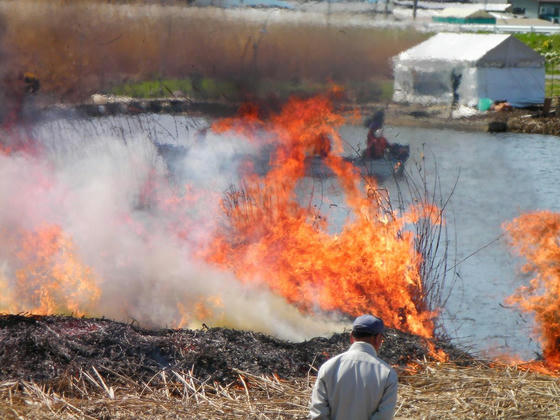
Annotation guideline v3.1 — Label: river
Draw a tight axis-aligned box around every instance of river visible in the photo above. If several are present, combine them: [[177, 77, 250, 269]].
[[372, 125, 560, 360], [29, 112, 560, 360]]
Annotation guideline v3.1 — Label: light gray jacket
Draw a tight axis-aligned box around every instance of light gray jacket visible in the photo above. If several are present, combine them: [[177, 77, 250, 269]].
[[309, 341, 398, 420]]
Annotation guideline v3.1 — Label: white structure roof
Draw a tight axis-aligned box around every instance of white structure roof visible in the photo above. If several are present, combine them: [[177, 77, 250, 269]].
[[436, 6, 494, 18], [395, 33, 544, 67], [483, 3, 512, 12]]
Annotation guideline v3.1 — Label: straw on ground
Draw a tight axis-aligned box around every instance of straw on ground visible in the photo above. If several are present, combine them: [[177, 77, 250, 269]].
[[1, 360, 558, 419]]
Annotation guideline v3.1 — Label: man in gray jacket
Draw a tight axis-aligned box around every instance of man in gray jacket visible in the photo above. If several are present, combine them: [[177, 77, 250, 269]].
[[309, 314, 398, 420]]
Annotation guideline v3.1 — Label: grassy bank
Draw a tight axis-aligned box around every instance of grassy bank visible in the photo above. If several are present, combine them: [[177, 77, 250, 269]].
[[109, 76, 395, 102], [109, 32, 559, 102], [0, 1, 426, 103], [3, 1, 560, 105]]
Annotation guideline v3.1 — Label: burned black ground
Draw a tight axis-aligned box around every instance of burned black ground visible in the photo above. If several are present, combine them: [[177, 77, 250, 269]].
[[0, 314, 474, 386]]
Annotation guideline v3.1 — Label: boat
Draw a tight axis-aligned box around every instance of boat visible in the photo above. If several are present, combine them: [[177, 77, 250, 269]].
[[303, 145, 409, 180], [305, 108, 410, 180]]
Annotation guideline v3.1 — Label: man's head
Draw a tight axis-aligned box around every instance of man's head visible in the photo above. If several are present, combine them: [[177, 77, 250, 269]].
[[351, 314, 385, 351]]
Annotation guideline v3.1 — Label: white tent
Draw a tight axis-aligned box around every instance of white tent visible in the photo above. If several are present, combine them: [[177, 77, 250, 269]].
[[392, 33, 545, 108]]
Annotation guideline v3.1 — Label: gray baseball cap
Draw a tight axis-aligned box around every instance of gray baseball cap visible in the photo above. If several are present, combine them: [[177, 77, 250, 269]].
[[352, 314, 385, 335]]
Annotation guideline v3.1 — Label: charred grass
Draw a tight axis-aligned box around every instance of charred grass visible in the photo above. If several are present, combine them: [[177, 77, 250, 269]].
[[0, 314, 471, 384], [0, 316, 558, 419], [0, 0, 426, 103]]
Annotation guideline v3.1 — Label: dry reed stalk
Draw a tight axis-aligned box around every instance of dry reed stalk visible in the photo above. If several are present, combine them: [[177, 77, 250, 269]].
[[395, 360, 560, 419], [1, 361, 559, 419]]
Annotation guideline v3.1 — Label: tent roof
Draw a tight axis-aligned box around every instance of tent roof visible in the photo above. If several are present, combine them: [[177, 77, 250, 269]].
[[484, 3, 512, 12], [436, 6, 494, 18], [395, 33, 544, 66]]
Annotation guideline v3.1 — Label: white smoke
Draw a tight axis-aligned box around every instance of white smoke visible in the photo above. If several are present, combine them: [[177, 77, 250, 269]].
[[0, 114, 346, 341]]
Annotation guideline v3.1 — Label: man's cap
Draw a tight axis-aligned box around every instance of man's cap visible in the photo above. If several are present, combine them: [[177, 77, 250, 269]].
[[352, 314, 385, 335]]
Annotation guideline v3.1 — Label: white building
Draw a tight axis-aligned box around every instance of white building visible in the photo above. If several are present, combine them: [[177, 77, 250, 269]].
[[392, 33, 545, 108]]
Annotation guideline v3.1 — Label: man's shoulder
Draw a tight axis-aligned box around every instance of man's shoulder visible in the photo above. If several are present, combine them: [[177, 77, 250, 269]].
[[320, 350, 347, 368], [319, 348, 396, 379], [344, 347, 396, 374], [321, 346, 379, 367], [317, 348, 353, 373]]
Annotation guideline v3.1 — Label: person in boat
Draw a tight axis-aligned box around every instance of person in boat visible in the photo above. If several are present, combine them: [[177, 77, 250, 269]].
[[309, 314, 398, 420], [365, 129, 389, 160], [308, 132, 332, 158], [364, 110, 388, 160], [1, 71, 40, 128], [1, 71, 40, 152]]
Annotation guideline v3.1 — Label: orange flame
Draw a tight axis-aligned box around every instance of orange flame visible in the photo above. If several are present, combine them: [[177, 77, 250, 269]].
[[491, 355, 560, 377], [176, 296, 224, 329], [503, 210, 560, 373], [1, 92, 446, 348], [206, 95, 439, 339], [0, 143, 10, 155], [1, 225, 101, 316]]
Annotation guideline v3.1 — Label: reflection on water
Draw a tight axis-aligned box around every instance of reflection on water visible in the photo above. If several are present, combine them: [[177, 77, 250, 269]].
[[32, 114, 560, 359]]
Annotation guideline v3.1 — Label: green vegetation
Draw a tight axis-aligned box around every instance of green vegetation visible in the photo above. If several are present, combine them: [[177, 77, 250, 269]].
[[516, 33, 560, 71], [112, 79, 192, 98], [111, 78, 240, 100], [516, 34, 560, 97], [110, 77, 394, 103], [516, 33, 560, 56], [546, 79, 560, 97]]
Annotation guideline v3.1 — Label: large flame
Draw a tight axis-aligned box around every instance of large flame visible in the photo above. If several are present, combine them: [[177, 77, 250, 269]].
[[503, 211, 560, 374], [207, 95, 438, 339], [0, 93, 444, 344], [1, 224, 101, 316]]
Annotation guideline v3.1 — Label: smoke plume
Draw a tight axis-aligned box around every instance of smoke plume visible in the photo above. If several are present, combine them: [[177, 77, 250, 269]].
[[0, 113, 346, 340]]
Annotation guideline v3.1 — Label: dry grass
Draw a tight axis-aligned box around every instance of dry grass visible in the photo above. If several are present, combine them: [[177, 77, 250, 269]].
[[396, 361, 560, 419], [1, 361, 558, 419], [0, 0, 426, 102]]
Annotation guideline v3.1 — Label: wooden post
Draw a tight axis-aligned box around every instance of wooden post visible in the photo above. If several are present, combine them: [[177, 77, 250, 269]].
[[543, 97, 552, 116]]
